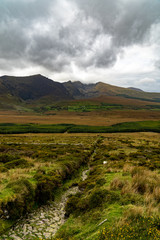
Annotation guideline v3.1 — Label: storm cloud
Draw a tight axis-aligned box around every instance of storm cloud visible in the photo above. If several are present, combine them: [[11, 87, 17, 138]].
[[0, 0, 160, 91]]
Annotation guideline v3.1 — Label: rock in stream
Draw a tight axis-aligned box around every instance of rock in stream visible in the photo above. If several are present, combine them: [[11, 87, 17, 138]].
[[0, 169, 89, 240]]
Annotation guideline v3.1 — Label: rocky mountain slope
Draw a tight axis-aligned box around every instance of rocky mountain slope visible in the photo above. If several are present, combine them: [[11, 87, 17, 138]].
[[0, 74, 160, 110]]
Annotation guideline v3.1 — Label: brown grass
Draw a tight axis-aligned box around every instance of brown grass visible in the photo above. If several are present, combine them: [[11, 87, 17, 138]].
[[121, 183, 133, 195], [123, 206, 144, 220], [152, 187, 160, 203], [123, 164, 135, 174], [131, 168, 160, 194], [110, 177, 126, 190], [0, 109, 160, 126]]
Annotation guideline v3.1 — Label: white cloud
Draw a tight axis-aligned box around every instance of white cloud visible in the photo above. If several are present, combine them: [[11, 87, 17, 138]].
[[138, 78, 156, 84], [113, 44, 156, 74]]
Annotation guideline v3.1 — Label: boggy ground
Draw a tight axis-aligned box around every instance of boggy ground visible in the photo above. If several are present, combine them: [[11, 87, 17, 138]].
[[0, 133, 160, 240]]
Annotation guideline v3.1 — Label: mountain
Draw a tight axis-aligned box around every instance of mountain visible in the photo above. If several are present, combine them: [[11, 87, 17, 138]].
[[63, 81, 95, 99], [128, 87, 143, 92], [0, 74, 72, 101], [0, 74, 160, 111], [63, 81, 160, 102]]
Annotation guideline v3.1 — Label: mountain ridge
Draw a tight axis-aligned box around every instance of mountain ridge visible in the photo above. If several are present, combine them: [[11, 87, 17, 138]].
[[0, 74, 160, 110]]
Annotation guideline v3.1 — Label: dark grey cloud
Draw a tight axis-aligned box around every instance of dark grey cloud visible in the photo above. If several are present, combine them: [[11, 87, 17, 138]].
[[75, 0, 160, 45], [0, 0, 52, 21], [0, 0, 160, 74]]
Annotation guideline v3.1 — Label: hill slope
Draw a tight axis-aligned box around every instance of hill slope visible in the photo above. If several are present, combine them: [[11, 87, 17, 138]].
[[0, 74, 72, 102], [63, 81, 160, 102], [0, 74, 160, 111]]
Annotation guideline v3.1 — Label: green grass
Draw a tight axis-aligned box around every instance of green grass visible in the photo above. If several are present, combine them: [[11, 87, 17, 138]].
[[0, 220, 14, 235], [0, 121, 160, 134], [1, 133, 160, 239], [53, 133, 160, 240], [0, 123, 74, 134], [53, 139, 129, 240], [0, 135, 98, 234], [68, 121, 160, 133], [67, 103, 123, 112], [104, 172, 123, 186], [34, 102, 124, 113]]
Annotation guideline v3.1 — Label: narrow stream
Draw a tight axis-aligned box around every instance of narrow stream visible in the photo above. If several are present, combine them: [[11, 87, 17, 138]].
[[0, 169, 89, 240]]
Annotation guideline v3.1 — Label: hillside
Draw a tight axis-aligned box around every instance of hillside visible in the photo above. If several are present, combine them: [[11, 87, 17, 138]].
[[0, 74, 72, 102], [0, 74, 160, 111], [63, 81, 160, 101]]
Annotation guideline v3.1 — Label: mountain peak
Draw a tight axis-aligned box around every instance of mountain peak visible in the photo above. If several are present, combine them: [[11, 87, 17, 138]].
[[0, 74, 72, 101], [128, 87, 143, 92]]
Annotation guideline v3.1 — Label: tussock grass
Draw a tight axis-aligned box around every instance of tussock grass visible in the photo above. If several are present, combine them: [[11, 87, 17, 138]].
[[110, 177, 126, 190]]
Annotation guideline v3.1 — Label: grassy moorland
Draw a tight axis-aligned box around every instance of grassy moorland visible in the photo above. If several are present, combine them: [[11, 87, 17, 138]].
[[0, 133, 160, 239], [53, 132, 160, 240]]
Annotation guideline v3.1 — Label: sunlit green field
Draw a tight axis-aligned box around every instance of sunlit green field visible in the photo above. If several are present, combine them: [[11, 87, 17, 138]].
[[0, 120, 160, 134]]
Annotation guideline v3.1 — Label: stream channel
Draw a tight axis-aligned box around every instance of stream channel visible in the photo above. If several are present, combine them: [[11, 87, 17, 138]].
[[0, 169, 89, 240]]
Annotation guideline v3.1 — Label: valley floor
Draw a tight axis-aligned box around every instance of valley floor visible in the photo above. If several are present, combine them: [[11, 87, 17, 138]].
[[0, 110, 160, 126]]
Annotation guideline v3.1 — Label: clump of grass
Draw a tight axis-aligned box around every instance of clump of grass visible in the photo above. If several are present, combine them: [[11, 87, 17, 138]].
[[152, 186, 160, 203], [131, 168, 160, 195], [123, 206, 144, 221], [123, 164, 134, 174], [110, 177, 126, 190]]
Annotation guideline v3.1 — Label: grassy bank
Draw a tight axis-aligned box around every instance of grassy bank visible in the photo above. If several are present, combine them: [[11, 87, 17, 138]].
[[0, 135, 97, 234], [0, 121, 160, 134]]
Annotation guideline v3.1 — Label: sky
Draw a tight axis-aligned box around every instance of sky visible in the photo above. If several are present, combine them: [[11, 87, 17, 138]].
[[0, 0, 160, 92]]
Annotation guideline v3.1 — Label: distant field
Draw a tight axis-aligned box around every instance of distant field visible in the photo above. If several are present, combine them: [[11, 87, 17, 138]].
[[0, 121, 159, 134], [33, 96, 160, 113], [0, 109, 160, 126]]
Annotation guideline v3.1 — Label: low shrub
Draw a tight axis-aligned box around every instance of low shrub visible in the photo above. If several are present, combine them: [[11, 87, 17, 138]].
[[0, 154, 20, 164], [88, 189, 108, 209], [96, 178, 106, 186], [4, 158, 32, 169], [0, 166, 7, 172], [35, 174, 62, 204], [98, 216, 160, 240], [65, 193, 84, 217], [65, 188, 121, 217]]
